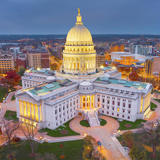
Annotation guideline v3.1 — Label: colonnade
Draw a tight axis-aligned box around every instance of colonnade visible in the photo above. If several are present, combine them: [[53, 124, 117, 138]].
[[19, 100, 42, 122], [63, 55, 96, 74], [80, 95, 97, 110]]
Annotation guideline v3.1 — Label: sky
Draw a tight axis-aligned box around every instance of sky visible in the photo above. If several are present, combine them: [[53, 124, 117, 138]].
[[0, 0, 160, 35]]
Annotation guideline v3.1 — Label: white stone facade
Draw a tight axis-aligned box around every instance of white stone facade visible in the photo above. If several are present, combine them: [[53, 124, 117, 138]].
[[16, 77, 152, 130]]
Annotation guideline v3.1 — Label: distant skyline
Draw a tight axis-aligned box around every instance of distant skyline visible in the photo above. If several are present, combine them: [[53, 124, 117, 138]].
[[0, 0, 160, 35]]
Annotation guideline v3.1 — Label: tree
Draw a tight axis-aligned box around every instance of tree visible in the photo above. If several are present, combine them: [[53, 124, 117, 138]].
[[20, 122, 38, 156], [129, 145, 147, 160], [121, 131, 134, 148], [143, 121, 160, 159], [2, 70, 21, 88], [18, 67, 25, 76], [0, 119, 20, 146], [129, 70, 139, 81]]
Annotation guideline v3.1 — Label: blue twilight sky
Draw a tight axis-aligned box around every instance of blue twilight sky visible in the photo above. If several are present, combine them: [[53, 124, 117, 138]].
[[0, 0, 160, 35]]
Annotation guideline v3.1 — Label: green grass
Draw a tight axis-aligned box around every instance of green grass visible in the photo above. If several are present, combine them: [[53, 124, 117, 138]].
[[80, 119, 107, 127], [118, 119, 146, 130], [39, 120, 79, 137], [0, 140, 84, 160], [4, 111, 18, 121], [100, 119, 107, 126], [0, 87, 8, 102], [80, 120, 90, 127], [154, 99, 160, 103], [150, 102, 157, 111], [11, 95, 15, 101]]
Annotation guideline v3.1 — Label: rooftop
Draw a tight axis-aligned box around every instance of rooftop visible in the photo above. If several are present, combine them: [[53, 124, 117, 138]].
[[95, 77, 147, 90], [25, 68, 55, 76], [27, 79, 74, 96]]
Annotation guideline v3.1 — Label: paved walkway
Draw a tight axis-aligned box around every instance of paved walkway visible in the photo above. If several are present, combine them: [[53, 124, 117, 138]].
[[70, 116, 130, 160]]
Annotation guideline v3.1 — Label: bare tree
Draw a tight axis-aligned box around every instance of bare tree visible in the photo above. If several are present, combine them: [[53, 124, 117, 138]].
[[143, 121, 160, 159], [0, 119, 20, 145], [20, 122, 38, 156]]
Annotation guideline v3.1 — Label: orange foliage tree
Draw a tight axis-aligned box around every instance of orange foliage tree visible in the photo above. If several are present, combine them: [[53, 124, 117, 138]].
[[1, 70, 21, 88]]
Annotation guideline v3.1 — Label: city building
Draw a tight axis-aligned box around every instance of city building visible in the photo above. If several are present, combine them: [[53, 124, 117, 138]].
[[130, 44, 153, 56], [22, 68, 55, 89], [27, 48, 50, 69], [96, 53, 105, 69], [16, 9, 152, 130], [0, 51, 14, 74]]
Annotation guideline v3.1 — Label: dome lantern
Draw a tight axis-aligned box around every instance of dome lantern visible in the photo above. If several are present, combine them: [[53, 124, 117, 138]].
[[76, 8, 83, 25]]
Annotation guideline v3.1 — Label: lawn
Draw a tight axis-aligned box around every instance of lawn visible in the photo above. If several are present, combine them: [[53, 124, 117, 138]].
[[118, 119, 146, 130], [80, 120, 90, 127], [39, 120, 79, 137], [150, 102, 157, 111], [4, 111, 18, 121], [0, 140, 84, 160], [100, 119, 107, 126], [0, 87, 8, 102], [80, 119, 107, 127]]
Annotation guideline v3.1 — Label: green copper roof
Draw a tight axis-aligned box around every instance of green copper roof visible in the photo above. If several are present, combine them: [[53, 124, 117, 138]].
[[96, 77, 147, 90], [28, 79, 72, 96]]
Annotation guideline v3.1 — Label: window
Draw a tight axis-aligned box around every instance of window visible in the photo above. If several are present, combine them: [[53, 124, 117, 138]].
[[98, 98, 100, 102], [128, 104, 131, 108], [128, 111, 130, 114], [118, 102, 120, 106], [112, 113, 114, 115], [122, 115, 124, 118], [117, 114, 119, 117], [112, 101, 115, 105], [123, 103, 125, 107], [128, 116, 130, 119], [123, 109, 125, 113], [107, 100, 110, 104], [107, 111, 109, 114], [59, 108, 61, 112], [55, 110, 57, 114], [102, 99, 105, 103]]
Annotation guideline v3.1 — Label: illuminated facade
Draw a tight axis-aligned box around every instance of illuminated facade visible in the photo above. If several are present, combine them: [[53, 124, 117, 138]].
[[63, 9, 96, 75], [16, 9, 152, 129], [0, 53, 14, 74]]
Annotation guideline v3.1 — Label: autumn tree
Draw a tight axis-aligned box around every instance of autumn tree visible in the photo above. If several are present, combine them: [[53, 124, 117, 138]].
[[2, 70, 21, 88], [142, 121, 160, 159], [129, 70, 139, 81]]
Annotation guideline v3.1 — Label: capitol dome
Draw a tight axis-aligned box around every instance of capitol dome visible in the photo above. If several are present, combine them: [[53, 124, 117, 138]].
[[63, 9, 96, 75], [66, 24, 93, 45], [65, 8, 93, 46]]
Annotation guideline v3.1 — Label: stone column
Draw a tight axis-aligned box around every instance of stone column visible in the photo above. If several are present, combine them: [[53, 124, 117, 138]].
[[85, 96, 87, 110], [90, 95, 91, 109], [37, 106, 40, 121]]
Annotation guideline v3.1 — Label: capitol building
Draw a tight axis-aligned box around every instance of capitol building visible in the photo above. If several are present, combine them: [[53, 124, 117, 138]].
[[16, 9, 152, 129]]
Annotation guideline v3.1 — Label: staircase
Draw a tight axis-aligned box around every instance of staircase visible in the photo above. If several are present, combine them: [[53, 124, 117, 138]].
[[87, 111, 100, 127]]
